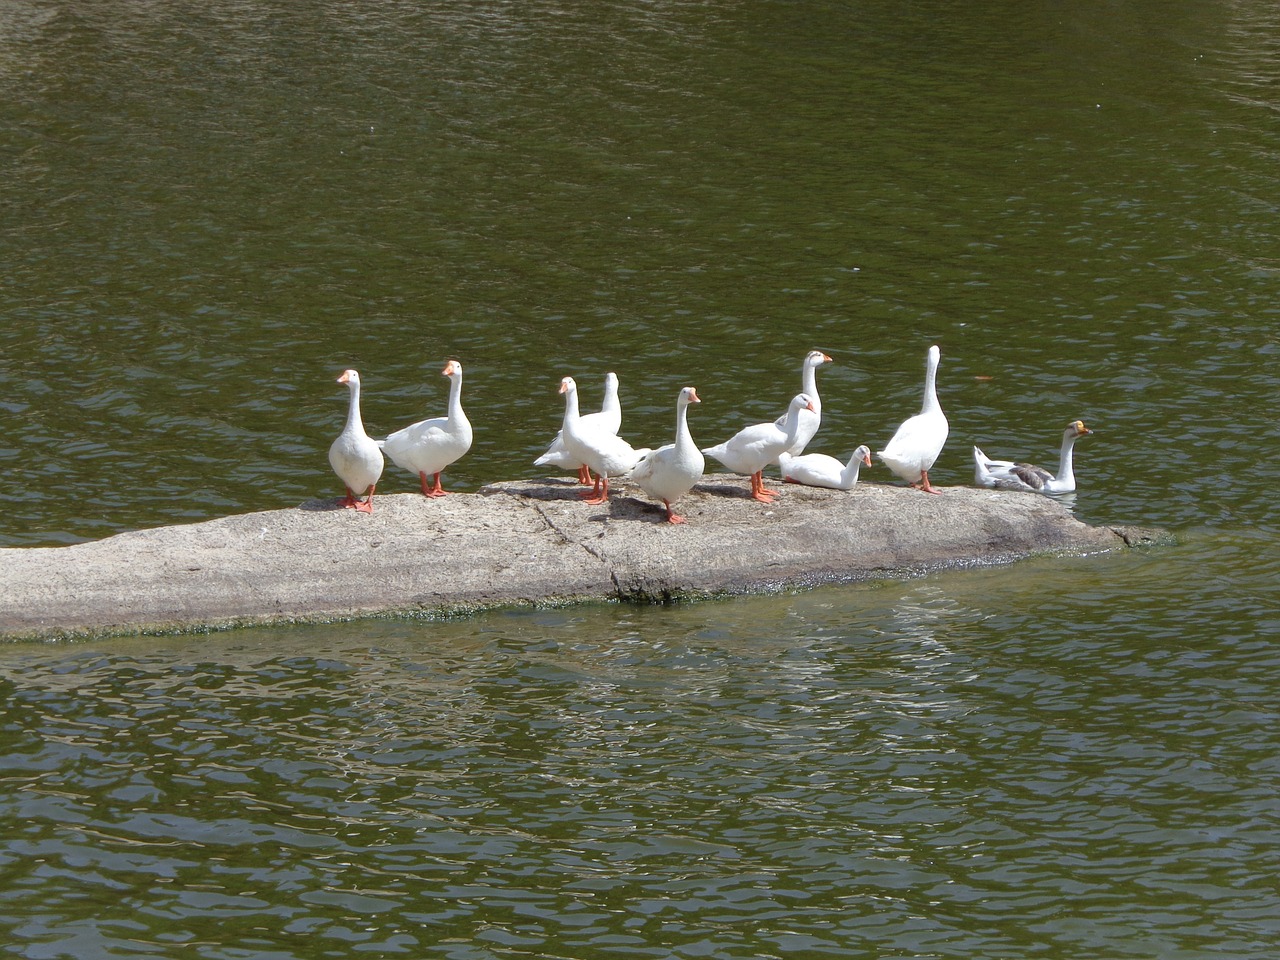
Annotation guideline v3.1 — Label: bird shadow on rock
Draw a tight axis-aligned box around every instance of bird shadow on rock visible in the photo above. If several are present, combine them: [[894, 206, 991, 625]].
[[607, 495, 674, 525], [693, 478, 758, 500], [480, 478, 596, 503], [298, 498, 351, 512]]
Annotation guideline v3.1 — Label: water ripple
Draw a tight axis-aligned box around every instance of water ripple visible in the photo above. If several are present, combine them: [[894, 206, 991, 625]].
[[1, 565, 1278, 957]]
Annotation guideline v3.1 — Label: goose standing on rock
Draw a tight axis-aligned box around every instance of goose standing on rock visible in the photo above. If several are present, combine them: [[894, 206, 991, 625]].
[[559, 376, 649, 505], [703, 393, 816, 503], [328, 369, 384, 513], [630, 386, 704, 523], [380, 360, 473, 498], [773, 350, 833, 461], [779, 445, 872, 491], [974, 420, 1093, 494], [534, 371, 620, 486], [878, 344, 948, 494]]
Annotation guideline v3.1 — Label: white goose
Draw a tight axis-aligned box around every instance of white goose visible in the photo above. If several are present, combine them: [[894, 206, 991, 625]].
[[534, 371, 620, 485], [328, 369, 384, 513], [779, 445, 872, 491], [630, 386, 704, 524], [973, 420, 1093, 494], [380, 360, 473, 498], [703, 393, 816, 503], [558, 376, 648, 505], [878, 344, 948, 494], [773, 350, 833, 461]]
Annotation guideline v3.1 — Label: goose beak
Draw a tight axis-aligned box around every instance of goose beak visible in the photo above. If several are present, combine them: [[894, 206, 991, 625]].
[[688, 388, 701, 403], [1077, 420, 1093, 436], [862, 450, 872, 466], [805, 400, 816, 413], [336, 371, 352, 385]]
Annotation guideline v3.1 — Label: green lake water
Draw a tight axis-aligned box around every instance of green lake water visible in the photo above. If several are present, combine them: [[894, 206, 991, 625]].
[[1, 2, 1278, 957]]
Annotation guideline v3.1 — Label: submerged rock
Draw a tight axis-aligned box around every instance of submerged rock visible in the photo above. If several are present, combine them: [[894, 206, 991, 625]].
[[0, 477, 1168, 641]]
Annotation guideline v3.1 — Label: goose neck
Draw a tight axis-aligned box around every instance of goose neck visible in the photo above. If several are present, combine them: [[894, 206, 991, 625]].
[[842, 450, 866, 484], [802, 363, 821, 409], [1057, 434, 1078, 485], [561, 384, 580, 428], [674, 397, 694, 449], [921, 354, 942, 415], [782, 403, 804, 441], [344, 382, 365, 434], [446, 371, 464, 417]]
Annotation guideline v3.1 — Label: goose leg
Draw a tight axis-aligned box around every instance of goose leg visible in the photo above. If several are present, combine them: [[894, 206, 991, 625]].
[[580, 473, 604, 501], [917, 470, 942, 495], [664, 501, 686, 524], [583, 476, 610, 505], [425, 473, 448, 498], [577, 465, 592, 485], [342, 487, 374, 513], [750, 471, 780, 503]]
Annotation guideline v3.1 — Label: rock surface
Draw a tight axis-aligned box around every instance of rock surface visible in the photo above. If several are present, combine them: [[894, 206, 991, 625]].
[[0, 476, 1167, 641]]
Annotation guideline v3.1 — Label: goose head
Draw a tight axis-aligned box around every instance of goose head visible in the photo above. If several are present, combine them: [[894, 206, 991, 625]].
[[1067, 419, 1092, 439], [780, 394, 817, 432], [336, 369, 360, 387]]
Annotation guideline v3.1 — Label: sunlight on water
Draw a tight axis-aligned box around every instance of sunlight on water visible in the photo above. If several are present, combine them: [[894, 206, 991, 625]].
[[1, 543, 1277, 957], [2, 0, 1280, 957]]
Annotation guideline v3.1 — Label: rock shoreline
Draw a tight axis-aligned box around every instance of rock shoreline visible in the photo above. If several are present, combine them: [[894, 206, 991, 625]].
[[0, 476, 1169, 641]]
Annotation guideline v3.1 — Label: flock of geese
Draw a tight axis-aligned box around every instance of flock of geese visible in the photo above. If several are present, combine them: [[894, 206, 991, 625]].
[[328, 346, 1093, 523]]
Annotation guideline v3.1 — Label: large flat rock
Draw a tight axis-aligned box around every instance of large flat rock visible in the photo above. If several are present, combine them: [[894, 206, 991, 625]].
[[0, 476, 1167, 641]]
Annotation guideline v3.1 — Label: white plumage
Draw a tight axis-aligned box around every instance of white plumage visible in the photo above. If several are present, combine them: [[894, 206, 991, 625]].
[[328, 368, 384, 513], [878, 344, 948, 494], [380, 360, 473, 498], [630, 386, 705, 523], [779, 444, 872, 491], [773, 350, 833, 461], [703, 393, 816, 503], [974, 420, 1093, 494], [558, 376, 648, 504], [534, 371, 621, 485]]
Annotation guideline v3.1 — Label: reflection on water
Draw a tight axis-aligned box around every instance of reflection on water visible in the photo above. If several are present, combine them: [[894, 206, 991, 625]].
[[2, 2, 1280, 956], [1, 550, 1277, 958], [1, 0, 1278, 545]]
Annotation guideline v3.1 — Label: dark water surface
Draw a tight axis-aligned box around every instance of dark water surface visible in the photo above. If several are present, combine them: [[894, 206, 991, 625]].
[[2, 1, 1279, 957]]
